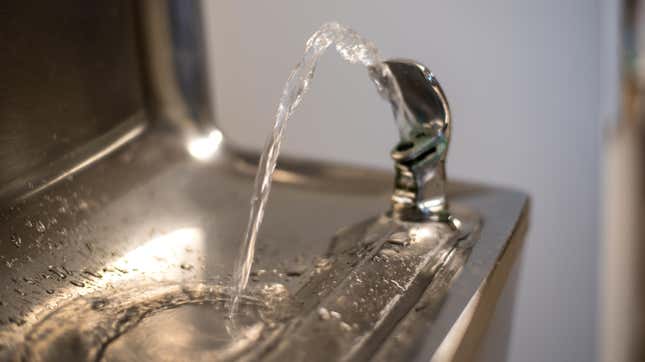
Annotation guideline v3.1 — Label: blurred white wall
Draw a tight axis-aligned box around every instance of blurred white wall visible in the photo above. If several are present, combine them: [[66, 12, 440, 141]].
[[203, 1, 602, 361]]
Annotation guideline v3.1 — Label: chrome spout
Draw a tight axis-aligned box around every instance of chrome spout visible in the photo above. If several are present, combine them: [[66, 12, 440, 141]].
[[382, 60, 452, 222]]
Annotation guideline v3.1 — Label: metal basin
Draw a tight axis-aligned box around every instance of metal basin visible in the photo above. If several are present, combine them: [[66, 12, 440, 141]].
[[0, 129, 527, 361]]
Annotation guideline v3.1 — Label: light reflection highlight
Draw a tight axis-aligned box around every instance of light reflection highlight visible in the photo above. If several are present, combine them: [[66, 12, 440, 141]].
[[113, 227, 204, 274], [32, 227, 206, 322], [413, 227, 435, 241], [188, 129, 223, 160]]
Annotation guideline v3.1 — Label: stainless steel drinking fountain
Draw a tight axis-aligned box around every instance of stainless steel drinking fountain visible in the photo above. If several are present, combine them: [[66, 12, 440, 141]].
[[0, 1, 528, 361]]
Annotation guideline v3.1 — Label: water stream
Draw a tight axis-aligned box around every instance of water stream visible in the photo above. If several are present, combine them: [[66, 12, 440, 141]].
[[229, 22, 413, 317]]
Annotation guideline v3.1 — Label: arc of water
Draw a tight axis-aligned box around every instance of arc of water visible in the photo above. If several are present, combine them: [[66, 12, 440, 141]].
[[229, 22, 411, 318]]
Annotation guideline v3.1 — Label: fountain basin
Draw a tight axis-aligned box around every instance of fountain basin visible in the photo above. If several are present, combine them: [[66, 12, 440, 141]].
[[0, 129, 527, 361]]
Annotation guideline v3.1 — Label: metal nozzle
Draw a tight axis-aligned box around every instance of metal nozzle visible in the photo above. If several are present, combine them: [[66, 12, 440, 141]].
[[384, 60, 452, 222]]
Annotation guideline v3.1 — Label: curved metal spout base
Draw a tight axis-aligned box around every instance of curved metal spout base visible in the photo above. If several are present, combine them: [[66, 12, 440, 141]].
[[384, 60, 452, 223]]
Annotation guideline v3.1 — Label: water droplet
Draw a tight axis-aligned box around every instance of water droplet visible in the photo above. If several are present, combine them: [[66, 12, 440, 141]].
[[35, 221, 46, 233], [180, 263, 193, 270], [5, 258, 17, 268], [25, 220, 33, 228], [48, 266, 66, 279], [10, 233, 22, 248], [318, 307, 330, 320], [90, 298, 108, 310], [82, 270, 103, 279], [14, 289, 26, 297], [61, 266, 73, 276], [260, 283, 289, 302], [70, 280, 85, 287], [314, 257, 333, 273], [45, 289, 55, 295]]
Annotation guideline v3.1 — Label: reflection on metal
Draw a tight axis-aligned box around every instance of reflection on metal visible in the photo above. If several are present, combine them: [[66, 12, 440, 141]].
[[8, 118, 146, 204], [111, 227, 204, 276], [187, 129, 224, 161], [385, 60, 452, 222], [138, 0, 216, 135]]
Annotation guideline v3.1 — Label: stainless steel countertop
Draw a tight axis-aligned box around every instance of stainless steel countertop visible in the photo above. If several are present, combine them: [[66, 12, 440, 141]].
[[0, 127, 528, 361]]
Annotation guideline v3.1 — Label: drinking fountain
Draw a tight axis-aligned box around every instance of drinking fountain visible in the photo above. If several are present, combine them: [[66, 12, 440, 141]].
[[0, 1, 528, 361]]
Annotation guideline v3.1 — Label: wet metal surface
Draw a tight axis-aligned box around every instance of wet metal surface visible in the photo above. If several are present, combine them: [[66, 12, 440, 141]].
[[0, 128, 527, 361]]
